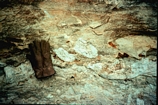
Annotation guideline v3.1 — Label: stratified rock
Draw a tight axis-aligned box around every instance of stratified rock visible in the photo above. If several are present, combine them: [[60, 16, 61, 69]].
[[54, 48, 75, 62], [74, 38, 98, 58]]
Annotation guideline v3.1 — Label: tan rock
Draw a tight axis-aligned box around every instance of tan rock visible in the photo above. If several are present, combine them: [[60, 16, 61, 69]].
[[92, 24, 106, 35], [89, 21, 102, 29], [115, 36, 157, 59], [57, 15, 82, 27]]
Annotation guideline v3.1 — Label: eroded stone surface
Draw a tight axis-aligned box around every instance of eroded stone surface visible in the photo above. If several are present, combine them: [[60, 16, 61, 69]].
[[115, 36, 157, 59], [74, 38, 98, 58], [54, 47, 75, 62], [0, 0, 157, 104]]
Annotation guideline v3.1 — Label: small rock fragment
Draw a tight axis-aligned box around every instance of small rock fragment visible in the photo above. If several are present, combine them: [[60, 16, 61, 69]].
[[89, 21, 102, 29], [54, 48, 75, 62]]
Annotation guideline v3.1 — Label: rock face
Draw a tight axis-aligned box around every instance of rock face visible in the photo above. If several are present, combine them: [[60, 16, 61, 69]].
[[0, 0, 157, 104]]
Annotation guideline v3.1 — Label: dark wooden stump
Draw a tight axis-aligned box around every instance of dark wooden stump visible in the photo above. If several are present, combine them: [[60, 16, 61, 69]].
[[28, 39, 56, 79]]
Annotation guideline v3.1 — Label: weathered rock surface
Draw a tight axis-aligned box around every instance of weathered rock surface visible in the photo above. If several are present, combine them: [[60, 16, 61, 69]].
[[3, 66, 15, 83], [114, 36, 157, 59], [74, 38, 98, 58], [98, 58, 157, 79], [54, 48, 75, 62], [0, 0, 157, 104]]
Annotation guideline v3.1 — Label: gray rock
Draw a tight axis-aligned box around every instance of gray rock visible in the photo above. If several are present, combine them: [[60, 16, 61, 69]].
[[99, 58, 157, 79], [60, 94, 81, 101], [0, 61, 6, 67], [4, 66, 15, 83], [74, 38, 98, 58], [136, 98, 144, 105], [54, 48, 75, 62], [128, 58, 157, 78], [127, 94, 132, 105]]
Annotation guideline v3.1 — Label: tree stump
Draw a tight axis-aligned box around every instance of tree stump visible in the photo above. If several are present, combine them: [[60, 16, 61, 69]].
[[28, 39, 56, 79]]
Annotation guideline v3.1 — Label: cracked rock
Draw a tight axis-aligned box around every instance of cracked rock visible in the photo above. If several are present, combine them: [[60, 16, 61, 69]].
[[54, 47, 75, 62], [74, 38, 98, 58]]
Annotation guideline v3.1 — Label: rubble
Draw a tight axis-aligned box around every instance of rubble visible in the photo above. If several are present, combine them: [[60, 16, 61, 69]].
[[0, 0, 157, 104]]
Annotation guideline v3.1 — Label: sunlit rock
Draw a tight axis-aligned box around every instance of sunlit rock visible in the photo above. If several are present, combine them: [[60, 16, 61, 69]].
[[115, 36, 157, 59], [87, 63, 103, 71], [54, 47, 75, 62], [0, 0, 157, 104], [57, 15, 82, 27], [89, 21, 102, 29], [74, 38, 98, 58], [92, 24, 106, 35]]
